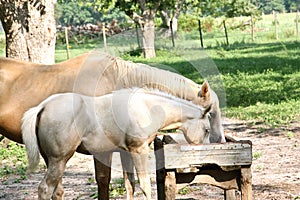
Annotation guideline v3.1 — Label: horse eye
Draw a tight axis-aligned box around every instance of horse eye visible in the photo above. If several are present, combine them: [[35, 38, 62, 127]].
[[209, 112, 216, 119]]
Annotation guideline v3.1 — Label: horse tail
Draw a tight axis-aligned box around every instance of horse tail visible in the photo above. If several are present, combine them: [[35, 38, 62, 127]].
[[22, 104, 45, 172]]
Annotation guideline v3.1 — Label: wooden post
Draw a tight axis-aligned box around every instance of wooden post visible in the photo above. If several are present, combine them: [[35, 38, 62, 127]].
[[102, 22, 107, 50], [223, 20, 229, 46], [165, 171, 176, 200], [64, 27, 70, 60], [251, 15, 255, 42], [135, 23, 141, 48], [273, 11, 278, 40], [170, 20, 175, 48], [296, 11, 299, 37], [225, 190, 237, 200], [198, 19, 204, 48], [241, 166, 252, 200], [154, 137, 166, 200]]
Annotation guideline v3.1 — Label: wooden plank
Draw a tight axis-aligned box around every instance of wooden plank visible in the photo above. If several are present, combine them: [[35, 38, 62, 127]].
[[164, 143, 252, 169], [176, 168, 240, 190]]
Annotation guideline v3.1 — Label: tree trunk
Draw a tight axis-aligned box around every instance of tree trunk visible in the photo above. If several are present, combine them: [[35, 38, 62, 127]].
[[160, 0, 183, 34], [160, 10, 170, 29], [141, 10, 156, 59], [0, 0, 56, 64]]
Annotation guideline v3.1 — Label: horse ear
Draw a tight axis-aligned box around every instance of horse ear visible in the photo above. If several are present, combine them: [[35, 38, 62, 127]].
[[198, 81, 210, 99]]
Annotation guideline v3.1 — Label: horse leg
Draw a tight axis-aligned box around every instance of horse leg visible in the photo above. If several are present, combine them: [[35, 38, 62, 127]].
[[38, 159, 66, 200], [130, 143, 151, 200], [52, 178, 64, 200], [93, 151, 112, 200], [39, 147, 64, 200], [120, 150, 135, 200]]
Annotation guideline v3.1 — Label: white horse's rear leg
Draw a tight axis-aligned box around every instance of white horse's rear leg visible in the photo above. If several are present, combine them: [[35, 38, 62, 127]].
[[38, 159, 66, 200], [120, 150, 135, 200], [131, 143, 151, 200]]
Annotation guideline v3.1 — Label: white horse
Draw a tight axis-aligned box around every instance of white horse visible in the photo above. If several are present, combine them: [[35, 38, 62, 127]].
[[22, 88, 211, 200]]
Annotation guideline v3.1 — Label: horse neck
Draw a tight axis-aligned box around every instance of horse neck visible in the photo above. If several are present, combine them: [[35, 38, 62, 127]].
[[143, 91, 202, 129]]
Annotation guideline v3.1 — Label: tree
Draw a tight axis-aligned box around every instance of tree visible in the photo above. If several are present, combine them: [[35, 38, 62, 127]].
[[189, 0, 260, 18], [159, 0, 184, 34], [55, 1, 94, 26], [60, 0, 169, 58], [284, 0, 300, 12], [111, 0, 162, 58], [55, 2, 128, 27], [252, 0, 286, 14], [0, 0, 56, 64]]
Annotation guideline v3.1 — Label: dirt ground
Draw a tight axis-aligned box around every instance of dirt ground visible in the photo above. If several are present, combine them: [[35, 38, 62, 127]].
[[0, 118, 299, 200]]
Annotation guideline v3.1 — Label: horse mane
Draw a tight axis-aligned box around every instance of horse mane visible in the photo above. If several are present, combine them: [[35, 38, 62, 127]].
[[112, 55, 201, 102], [113, 87, 203, 111]]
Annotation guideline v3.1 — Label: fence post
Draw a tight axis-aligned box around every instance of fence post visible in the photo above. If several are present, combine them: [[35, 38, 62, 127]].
[[135, 23, 141, 48], [102, 22, 107, 50], [251, 15, 255, 42], [64, 27, 70, 60], [170, 20, 175, 48], [198, 19, 204, 48], [273, 11, 278, 40], [223, 20, 229, 46], [296, 11, 299, 37]]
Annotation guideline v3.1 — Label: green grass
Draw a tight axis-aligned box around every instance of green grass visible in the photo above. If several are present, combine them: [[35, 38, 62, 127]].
[[0, 141, 27, 181], [0, 33, 5, 57], [253, 151, 263, 160]]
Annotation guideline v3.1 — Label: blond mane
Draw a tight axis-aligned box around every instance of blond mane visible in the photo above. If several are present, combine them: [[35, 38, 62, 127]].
[[111, 55, 201, 103], [112, 87, 203, 111]]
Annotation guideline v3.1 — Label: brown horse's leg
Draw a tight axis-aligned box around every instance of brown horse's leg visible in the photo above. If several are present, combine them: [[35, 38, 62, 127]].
[[93, 151, 112, 200], [52, 178, 64, 200], [39, 159, 66, 200], [120, 150, 135, 200]]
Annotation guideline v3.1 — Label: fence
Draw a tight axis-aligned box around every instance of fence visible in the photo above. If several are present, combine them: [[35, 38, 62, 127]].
[[175, 12, 300, 48], [91, 12, 300, 51]]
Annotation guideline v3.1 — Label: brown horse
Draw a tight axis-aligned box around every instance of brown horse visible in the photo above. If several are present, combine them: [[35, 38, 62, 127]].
[[0, 51, 224, 199]]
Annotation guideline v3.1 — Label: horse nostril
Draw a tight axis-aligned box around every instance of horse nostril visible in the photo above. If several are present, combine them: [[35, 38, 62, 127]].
[[205, 128, 210, 134]]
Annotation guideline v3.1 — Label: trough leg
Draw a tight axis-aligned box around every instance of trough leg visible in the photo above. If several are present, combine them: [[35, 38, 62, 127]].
[[154, 137, 166, 200], [165, 171, 176, 200], [240, 166, 252, 200], [93, 152, 112, 200], [224, 190, 237, 200]]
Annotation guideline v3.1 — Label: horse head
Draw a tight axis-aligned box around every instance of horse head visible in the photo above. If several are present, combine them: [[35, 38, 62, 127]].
[[197, 81, 226, 143], [179, 105, 211, 145]]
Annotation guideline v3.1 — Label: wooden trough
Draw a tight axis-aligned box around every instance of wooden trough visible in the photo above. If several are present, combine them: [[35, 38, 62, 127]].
[[154, 135, 252, 200]]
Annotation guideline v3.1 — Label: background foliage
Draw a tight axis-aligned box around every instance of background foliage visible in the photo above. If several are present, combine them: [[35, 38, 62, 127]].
[[55, 1, 128, 26]]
